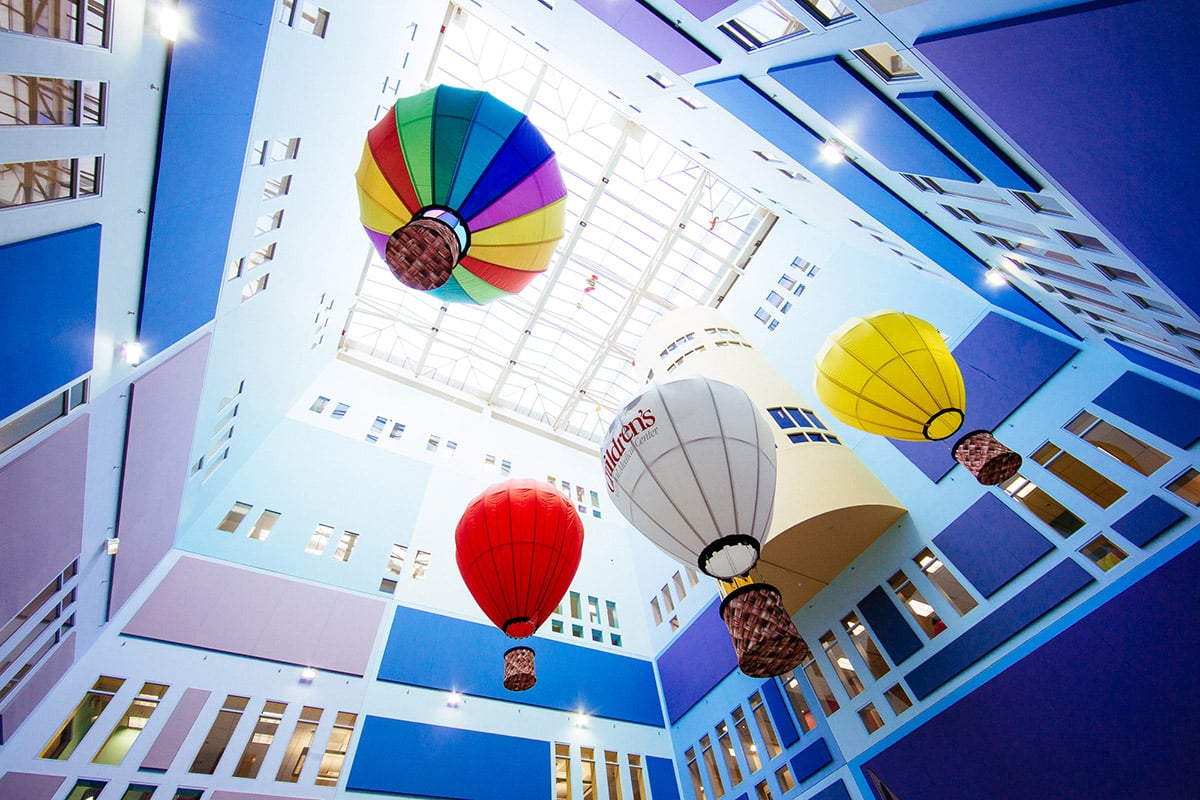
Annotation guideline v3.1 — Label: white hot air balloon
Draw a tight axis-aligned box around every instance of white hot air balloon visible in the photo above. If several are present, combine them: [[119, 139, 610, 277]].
[[602, 375, 777, 580]]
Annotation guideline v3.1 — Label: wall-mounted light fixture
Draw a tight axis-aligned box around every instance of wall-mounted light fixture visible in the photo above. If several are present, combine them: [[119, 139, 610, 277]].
[[105, 538, 120, 556], [158, 3, 181, 41], [819, 140, 847, 164], [299, 667, 317, 683], [121, 341, 144, 366], [446, 691, 463, 708]]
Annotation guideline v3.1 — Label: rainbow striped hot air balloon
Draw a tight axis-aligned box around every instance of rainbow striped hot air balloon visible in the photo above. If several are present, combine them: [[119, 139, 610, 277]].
[[355, 85, 567, 305]]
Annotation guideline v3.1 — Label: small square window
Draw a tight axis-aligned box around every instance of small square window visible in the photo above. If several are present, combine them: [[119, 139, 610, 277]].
[[719, 1, 809, 51], [854, 43, 919, 80], [858, 703, 885, 733], [572, 624, 584, 638], [1058, 229, 1111, 253], [591, 628, 603, 642], [1166, 468, 1200, 505], [610, 633, 622, 647], [330, 402, 349, 419], [1080, 535, 1129, 571], [883, 683, 913, 715], [796, 0, 855, 24], [217, 502, 252, 533], [379, 578, 397, 594], [551, 619, 564, 634]]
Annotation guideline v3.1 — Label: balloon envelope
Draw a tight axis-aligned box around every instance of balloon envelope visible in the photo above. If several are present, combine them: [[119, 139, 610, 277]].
[[603, 376, 777, 580], [455, 478, 584, 638], [814, 311, 966, 441], [356, 85, 567, 304]]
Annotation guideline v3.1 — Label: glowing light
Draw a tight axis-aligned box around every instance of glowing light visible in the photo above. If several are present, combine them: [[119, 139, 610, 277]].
[[158, 5, 181, 41], [447, 691, 463, 707], [299, 667, 317, 683], [986, 269, 1008, 286], [121, 341, 144, 366], [819, 141, 846, 163]]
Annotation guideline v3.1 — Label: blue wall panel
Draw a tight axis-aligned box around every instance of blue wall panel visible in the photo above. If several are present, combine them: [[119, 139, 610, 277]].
[[933, 494, 1053, 597], [1112, 495, 1188, 548], [138, 0, 275, 355], [857, 586, 922, 666], [647, 755, 682, 800], [1093, 371, 1200, 449], [0, 225, 100, 420], [379, 605, 664, 727], [904, 559, 1093, 700], [574, 0, 719, 74], [760, 678, 799, 748], [695, 76, 1067, 332], [896, 91, 1037, 191], [812, 780, 852, 800], [657, 599, 739, 724], [864, 537, 1200, 799], [789, 737, 833, 783], [347, 715, 549, 799], [893, 312, 1078, 480], [916, 0, 1200, 318], [1104, 341, 1200, 394]]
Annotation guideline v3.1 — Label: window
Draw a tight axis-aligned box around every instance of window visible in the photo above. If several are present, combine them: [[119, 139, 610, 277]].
[[366, 416, 387, 443], [720, 0, 808, 51], [700, 733, 726, 798], [315, 711, 356, 786], [883, 683, 913, 715], [276, 706, 323, 782], [582, 747, 598, 800], [611, 633, 622, 647], [0, 75, 105, 126], [570, 591, 583, 619], [731, 706, 761, 772], [412, 549, 430, 579], [669, 616, 680, 631], [685, 747, 706, 799], [262, 174, 292, 199], [588, 596, 601, 624], [606, 600, 619, 628], [389, 422, 406, 439], [888, 571, 945, 638], [0, 0, 109, 45], [379, 578, 397, 594], [1058, 229, 1111, 253], [555, 743, 572, 799], [749, 691, 782, 758], [0, 377, 88, 457], [386, 544, 407, 575], [628, 754, 647, 800], [854, 43, 919, 80], [254, 209, 284, 235], [841, 612, 890, 679], [444, 440, 457, 457], [592, 628, 604, 642], [240, 273, 269, 301], [913, 548, 978, 616], [1014, 191, 1070, 216], [501, 459, 512, 475], [329, 402, 349, 420], [1080, 534, 1129, 572], [1, 156, 100, 208], [775, 763, 797, 793], [802, 651, 839, 715], [290, 2, 330, 36], [306, 524, 333, 555], [271, 136, 301, 161], [820, 631, 864, 698], [797, 0, 854, 24], [92, 682, 168, 765], [40, 675, 126, 759], [1166, 468, 1200, 506], [572, 623, 584, 638], [247, 510, 280, 541], [63, 781, 106, 800], [650, 596, 663, 625], [858, 703, 885, 733], [172, 791, 204, 800], [218, 502, 253, 533], [233, 700, 287, 778], [1000, 473, 1086, 536], [426, 434, 440, 452], [660, 586, 675, 614], [715, 720, 742, 785], [120, 787, 157, 800], [1, 576, 60, 655], [1095, 263, 1148, 286], [687, 566, 700, 586], [1064, 411, 1169, 476], [779, 670, 817, 732], [309, 396, 330, 414], [1128, 292, 1180, 316], [755, 781, 773, 800], [189, 695, 249, 774], [1030, 442, 1127, 507], [605, 750, 624, 800], [333, 531, 358, 562]]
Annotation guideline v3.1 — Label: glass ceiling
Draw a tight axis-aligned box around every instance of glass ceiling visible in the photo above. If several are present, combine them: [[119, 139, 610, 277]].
[[342, 4, 776, 443]]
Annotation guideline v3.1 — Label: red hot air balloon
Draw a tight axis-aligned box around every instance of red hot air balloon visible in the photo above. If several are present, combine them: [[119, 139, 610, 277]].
[[455, 478, 585, 691]]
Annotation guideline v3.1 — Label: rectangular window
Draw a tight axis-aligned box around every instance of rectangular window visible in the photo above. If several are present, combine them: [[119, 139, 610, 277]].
[[775, 763, 797, 793], [779, 670, 817, 732], [0, 0, 109, 45], [720, 0, 809, 51], [314, 711, 356, 786], [1096, 263, 1148, 286], [582, 747, 598, 800], [660, 586, 675, 614], [379, 578, 397, 594], [426, 434, 439, 452], [1064, 411, 1169, 476], [888, 571, 945, 638], [841, 612, 890, 679], [587, 596, 601, 624], [685, 747, 705, 800], [715, 720, 742, 784], [672, 571, 687, 600], [172, 791, 204, 800], [386, 544, 407, 575], [1030, 442, 1127, 507], [569, 591, 582, 619], [40, 675, 125, 759], [803, 655, 839, 715], [92, 682, 168, 765], [700, 733, 726, 799], [858, 703, 885, 733], [750, 693, 782, 760], [484, 453, 496, 470], [1, 156, 101, 208], [591, 628, 604, 642], [606, 600, 619, 628], [884, 683, 913, 715], [64, 781, 107, 800], [628, 754, 647, 800], [189, 695, 249, 774], [240, 273, 269, 301], [1000, 473, 1086, 536], [731, 707, 761, 772], [0, 75, 105, 126], [0, 576, 59, 654], [275, 706, 322, 782], [820, 630, 865, 697], [233, 700, 287, 778], [755, 781, 773, 800], [444, 440, 457, 457], [306, 524, 333, 555], [913, 548, 978, 615], [606, 750, 624, 800], [854, 43, 919, 80], [1080, 535, 1129, 571], [555, 743, 571, 800], [389, 422, 406, 439], [254, 209, 284, 235], [120, 786, 157, 800], [218, 502, 253, 533], [572, 623, 584, 638], [0, 377, 88, 457], [650, 596, 663, 626], [247, 510, 280, 541], [330, 402, 349, 419], [271, 136, 301, 161], [366, 416, 387, 443], [333, 532, 358, 562], [295, 3, 330, 37], [1167, 468, 1200, 506], [797, 0, 854, 23], [262, 174, 292, 199], [412, 550, 430, 579], [309, 396, 329, 413], [611, 634, 623, 647]]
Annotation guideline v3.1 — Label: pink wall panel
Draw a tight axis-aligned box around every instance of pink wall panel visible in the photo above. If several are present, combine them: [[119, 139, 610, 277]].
[[0, 634, 75, 744], [0, 416, 89, 626], [211, 791, 320, 800], [0, 772, 66, 800], [111, 333, 212, 615], [140, 686, 211, 771], [122, 557, 385, 675]]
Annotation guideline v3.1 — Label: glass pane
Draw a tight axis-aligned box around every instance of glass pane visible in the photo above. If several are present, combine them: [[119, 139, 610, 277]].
[[555, 743, 571, 800], [189, 695, 249, 774], [731, 707, 761, 771], [315, 712, 356, 786], [858, 703, 885, 733], [749, 692, 782, 758], [883, 684, 913, 715], [820, 631, 865, 697], [606, 751, 624, 800], [889, 572, 945, 639], [779, 671, 817, 732], [233, 700, 287, 778], [1080, 535, 1129, 571], [715, 720, 742, 785], [913, 549, 978, 616], [64, 780, 106, 800], [1031, 443, 1127, 507], [1000, 473, 1086, 536], [700, 734, 725, 798], [804, 659, 839, 715], [93, 683, 169, 765], [841, 613, 890, 679], [40, 676, 126, 759], [855, 43, 919, 79], [275, 706, 323, 782], [1166, 468, 1200, 506]]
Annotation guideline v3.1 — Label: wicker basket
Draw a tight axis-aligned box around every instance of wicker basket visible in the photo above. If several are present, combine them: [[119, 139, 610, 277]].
[[952, 429, 1023, 485], [503, 646, 537, 692], [720, 583, 810, 678], [385, 217, 460, 290]]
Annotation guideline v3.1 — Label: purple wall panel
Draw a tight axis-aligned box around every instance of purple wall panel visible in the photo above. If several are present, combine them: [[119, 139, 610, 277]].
[[0, 416, 89, 626], [123, 557, 385, 675], [211, 792, 320, 800], [892, 313, 1076, 480], [111, 333, 213, 616], [915, 0, 1200, 316], [140, 687, 211, 771], [676, 0, 736, 20], [656, 599, 738, 723], [574, 0, 719, 74], [0, 634, 75, 744], [0, 772, 66, 800]]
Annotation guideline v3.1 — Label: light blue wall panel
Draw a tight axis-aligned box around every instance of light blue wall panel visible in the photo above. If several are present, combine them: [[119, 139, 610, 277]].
[[0, 225, 100, 420]]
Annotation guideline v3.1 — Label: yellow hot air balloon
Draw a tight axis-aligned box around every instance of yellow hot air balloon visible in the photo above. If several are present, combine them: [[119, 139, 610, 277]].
[[814, 311, 1021, 485]]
